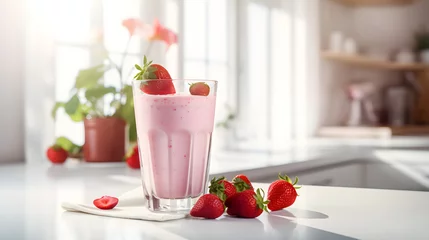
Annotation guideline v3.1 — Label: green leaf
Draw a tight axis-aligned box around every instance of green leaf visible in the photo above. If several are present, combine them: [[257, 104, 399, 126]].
[[69, 104, 86, 122], [148, 72, 156, 79], [55, 136, 81, 154], [115, 84, 137, 142], [135, 64, 142, 70], [110, 100, 122, 110], [143, 55, 147, 65], [51, 102, 65, 119], [147, 66, 157, 72], [128, 114, 137, 142], [75, 64, 105, 89], [64, 94, 80, 115], [85, 85, 117, 101]]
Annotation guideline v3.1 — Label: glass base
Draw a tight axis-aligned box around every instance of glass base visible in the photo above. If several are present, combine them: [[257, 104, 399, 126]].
[[146, 195, 201, 213]]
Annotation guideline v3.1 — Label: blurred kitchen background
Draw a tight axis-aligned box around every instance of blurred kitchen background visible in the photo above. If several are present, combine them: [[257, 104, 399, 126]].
[[2, 0, 429, 191]]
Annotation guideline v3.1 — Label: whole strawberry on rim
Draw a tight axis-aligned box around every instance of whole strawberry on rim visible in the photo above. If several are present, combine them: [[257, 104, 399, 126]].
[[134, 56, 176, 95]]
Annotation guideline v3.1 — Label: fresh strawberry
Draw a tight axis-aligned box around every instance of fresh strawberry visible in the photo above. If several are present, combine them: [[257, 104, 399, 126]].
[[190, 82, 210, 96], [93, 196, 119, 210], [232, 174, 253, 192], [267, 173, 300, 211], [133, 144, 139, 155], [126, 154, 140, 169], [225, 188, 268, 218], [125, 144, 140, 169], [46, 145, 68, 164], [190, 194, 225, 219], [134, 56, 176, 95], [208, 176, 236, 201]]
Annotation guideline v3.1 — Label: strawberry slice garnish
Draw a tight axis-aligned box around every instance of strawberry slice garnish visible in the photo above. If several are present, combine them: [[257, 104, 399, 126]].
[[134, 56, 176, 95], [93, 196, 119, 210], [190, 82, 210, 96]]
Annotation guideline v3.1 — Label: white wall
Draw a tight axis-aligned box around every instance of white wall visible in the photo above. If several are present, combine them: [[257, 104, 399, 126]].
[[319, 0, 429, 127], [0, 1, 25, 163]]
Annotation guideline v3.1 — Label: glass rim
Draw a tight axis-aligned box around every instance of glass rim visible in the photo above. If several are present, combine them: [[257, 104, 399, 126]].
[[132, 79, 218, 83]]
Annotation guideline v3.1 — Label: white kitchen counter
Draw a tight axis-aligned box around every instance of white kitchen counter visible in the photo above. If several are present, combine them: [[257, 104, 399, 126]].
[[1, 162, 429, 240], [2, 137, 429, 239]]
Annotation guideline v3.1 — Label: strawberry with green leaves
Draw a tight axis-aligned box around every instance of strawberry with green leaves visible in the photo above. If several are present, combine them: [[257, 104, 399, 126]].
[[208, 176, 236, 201], [125, 144, 140, 169], [190, 194, 225, 219], [134, 56, 176, 95], [267, 173, 301, 211], [233, 174, 254, 192], [46, 145, 68, 164], [225, 188, 269, 218]]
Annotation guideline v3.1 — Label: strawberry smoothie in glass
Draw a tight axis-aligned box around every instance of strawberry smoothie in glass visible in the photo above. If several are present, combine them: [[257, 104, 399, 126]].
[[132, 58, 217, 213]]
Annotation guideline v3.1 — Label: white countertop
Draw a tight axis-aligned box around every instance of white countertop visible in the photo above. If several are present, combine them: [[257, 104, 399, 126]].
[[1, 162, 429, 240], [2, 137, 429, 239]]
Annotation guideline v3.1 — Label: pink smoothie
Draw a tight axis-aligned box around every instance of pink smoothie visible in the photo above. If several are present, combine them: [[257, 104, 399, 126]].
[[134, 93, 216, 199]]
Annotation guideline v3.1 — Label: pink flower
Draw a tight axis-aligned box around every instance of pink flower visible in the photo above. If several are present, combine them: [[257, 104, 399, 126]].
[[122, 18, 146, 36], [122, 18, 178, 50], [147, 19, 178, 50]]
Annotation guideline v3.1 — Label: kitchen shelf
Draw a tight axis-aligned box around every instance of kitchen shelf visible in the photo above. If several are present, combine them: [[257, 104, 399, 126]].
[[331, 0, 416, 7], [321, 51, 429, 71], [317, 125, 429, 138]]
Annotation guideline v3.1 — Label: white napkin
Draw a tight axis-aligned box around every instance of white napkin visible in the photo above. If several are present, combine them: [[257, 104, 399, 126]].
[[61, 187, 187, 222]]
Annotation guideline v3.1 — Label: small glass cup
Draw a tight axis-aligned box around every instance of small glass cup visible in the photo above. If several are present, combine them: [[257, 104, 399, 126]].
[[132, 79, 218, 213]]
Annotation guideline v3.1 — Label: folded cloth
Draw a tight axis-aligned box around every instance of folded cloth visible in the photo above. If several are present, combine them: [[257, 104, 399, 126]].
[[61, 187, 187, 222]]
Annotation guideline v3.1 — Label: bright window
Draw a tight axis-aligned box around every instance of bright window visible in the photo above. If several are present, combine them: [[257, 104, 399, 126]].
[[51, 0, 315, 151]]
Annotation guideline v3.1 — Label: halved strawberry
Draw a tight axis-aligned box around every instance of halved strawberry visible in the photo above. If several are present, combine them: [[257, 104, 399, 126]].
[[134, 56, 176, 95], [190, 82, 210, 96], [93, 196, 119, 210]]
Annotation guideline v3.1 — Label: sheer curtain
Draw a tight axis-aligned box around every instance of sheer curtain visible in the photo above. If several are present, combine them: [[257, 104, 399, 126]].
[[235, 0, 320, 151]]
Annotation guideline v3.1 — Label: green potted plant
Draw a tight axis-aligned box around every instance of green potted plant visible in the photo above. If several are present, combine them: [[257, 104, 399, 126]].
[[51, 18, 177, 162], [415, 27, 429, 63]]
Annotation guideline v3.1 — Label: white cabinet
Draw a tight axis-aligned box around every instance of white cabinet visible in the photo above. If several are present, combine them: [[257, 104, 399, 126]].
[[297, 164, 364, 187], [255, 163, 365, 188], [254, 161, 428, 191], [365, 163, 426, 191]]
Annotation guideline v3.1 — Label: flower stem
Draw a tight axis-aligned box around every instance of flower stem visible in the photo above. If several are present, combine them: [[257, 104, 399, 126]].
[[117, 36, 132, 102], [124, 41, 154, 81]]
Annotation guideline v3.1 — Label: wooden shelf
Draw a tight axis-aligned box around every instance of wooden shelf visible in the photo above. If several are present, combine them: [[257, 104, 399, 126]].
[[318, 125, 429, 138], [321, 51, 429, 71], [331, 0, 416, 7]]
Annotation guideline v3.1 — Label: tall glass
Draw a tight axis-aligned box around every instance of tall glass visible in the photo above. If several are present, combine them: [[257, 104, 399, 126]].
[[132, 79, 217, 213]]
